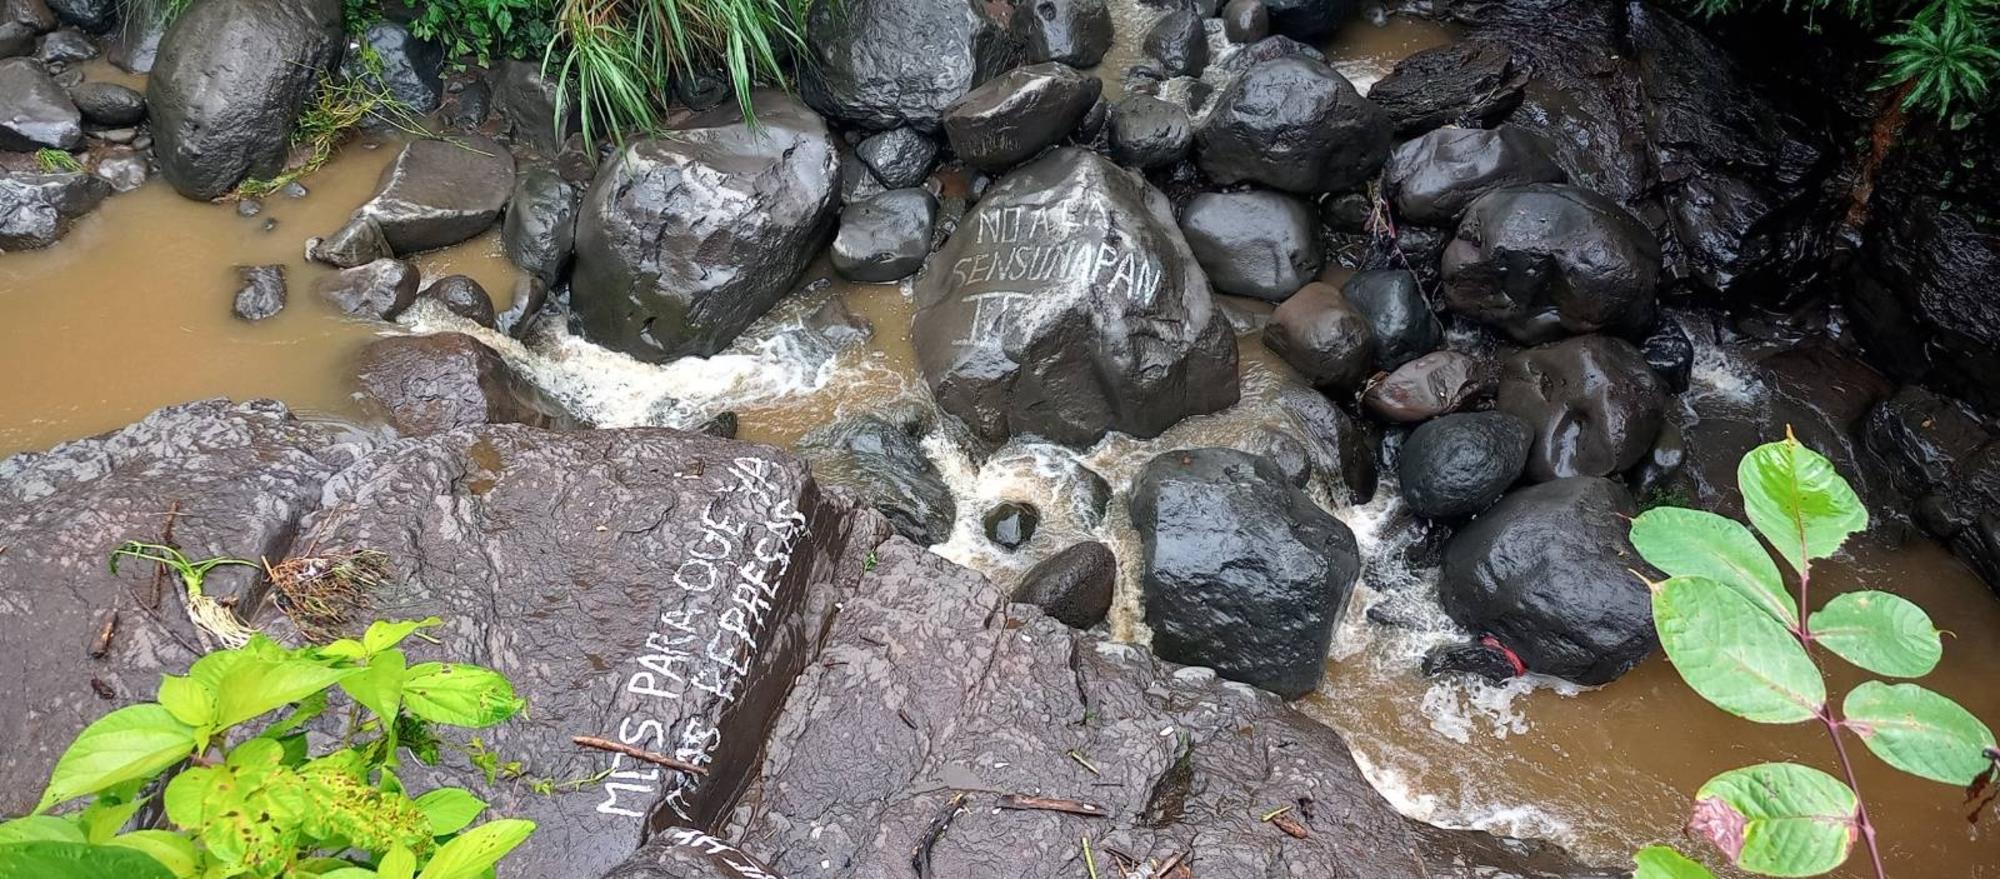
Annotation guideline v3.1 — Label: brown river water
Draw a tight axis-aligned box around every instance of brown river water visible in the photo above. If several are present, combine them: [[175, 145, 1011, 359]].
[[5, 13, 1998, 877]]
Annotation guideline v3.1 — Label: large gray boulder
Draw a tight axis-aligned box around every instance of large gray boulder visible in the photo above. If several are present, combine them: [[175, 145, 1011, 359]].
[[0, 57, 78, 149], [502, 164, 578, 284], [572, 91, 838, 363], [147, 0, 342, 199], [800, 0, 1019, 132], [1441, 183, 1661, 344], [912, 148, 1239, 445], [0, 169, 106, 251], [1196, 55, 1390, 194], [940, 61, 1099, 171], [351, 133, 516, 254]]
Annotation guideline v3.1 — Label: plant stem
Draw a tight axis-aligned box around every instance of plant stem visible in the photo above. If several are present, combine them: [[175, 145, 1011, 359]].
[[1797, 562, 1889, 879]]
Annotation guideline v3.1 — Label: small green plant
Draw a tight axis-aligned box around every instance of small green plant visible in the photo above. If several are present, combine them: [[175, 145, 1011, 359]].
[[1628, 433, 1999, 879], [410, 0, 557, 66], [111, 541, 263, 648], [237, 70, 429, 198], [33, 148, 82, 173], [0, 618, 534, 878]]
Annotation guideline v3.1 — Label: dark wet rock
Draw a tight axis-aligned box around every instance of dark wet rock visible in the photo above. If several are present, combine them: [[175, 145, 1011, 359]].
[[0, 0, 55, 61], [341, 21, 443, 114], [352, 134, 515, 254], [1399, 411, 1531, 518], [1442, 184, 1661, 344], [574, 92, 836, 362], [981, 501, 1039, 550], [912, 148, 1238, 445], [0, 169, 105, 250], [1142, 10, 1206, 77], [1012, 540, 1115, 629], [501, 164, 577, 284], [1864, 386, 1991, 502], [797, 413, 956, 546], [1278, 383, 1378, 503], [353, 333, 575, 434], [1012, 0, 1110, 67], [854, 127, 937, 189], [1631, 419, 1689, 505], [147, 0, 341, 199], [89, 146, 146, 191], [108, 6, 164, 73], [1132, 448, 1359, 699], [309, 216, 393, 268], [837, 147, 886, 205], [1223, 0, 1269, 42], [672, 69, 729, 111], [1384, 126, 1565, 227], [280, 181, 305, 198], [831, 187, 937, 283], [1421, 640, 1523, 684], [1368, 40, 1525, 138], [231, 264, 286, 321], [800, 0, 1018, 132], [1363, 350, 1495, 424], [36, 26, 91, 63], [942, 61, 1100, 171], [1263, 280, 1374, 392], [1497, 335, 1668, 483], [493, 58, 575, 152], [441, 74, 489, 129], [1208, 31, 1325, 79], [1179, 189, 1320, 301], [314, 257, 421, 320], [1260, 0, 1352, 41], [418, 274, 496, 328], [1343, 268, 1439, 370], [1196, 55, 1389, 194], [1248, 424, 1311, 487], [496, 275, 547, 340], [1439, 476, 1656, 685], [600, 829, 788, 879], [0, 56, 79, 149], [1642, 319, 1694, 394], [66, 79, 140, 125], [41, 0, 103, 31], [1106, 93, 1190, 169]]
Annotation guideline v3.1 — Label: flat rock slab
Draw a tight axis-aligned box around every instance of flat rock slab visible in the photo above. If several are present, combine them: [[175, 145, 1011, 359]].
[[354, 133, 516, 254]]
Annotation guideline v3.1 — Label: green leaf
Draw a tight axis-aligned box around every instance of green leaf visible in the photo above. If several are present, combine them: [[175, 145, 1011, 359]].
[[1631, 507, 1795, 624], [415, 819, 535, 879], [34, 705, 197, 813], [315, 870, 381, 879], [1633, 845, 1718, 879], [0, 817, 85, 846], [0, 840, 178, 879], [155, 676, 216, 731], [105, 831, 197, 878], [402, 663, 523, 728], [1652, 576, 1825, 724], [1737, 437, 1867, 574], [1843, 681, 1998, 785], [1691, 763, 1857, 877], [364, 618, 441, 655], [76, 790, 147, 843], [341, 648, 408, 723], [212, 657, 361, 730], [1808, 591, 1942, 677], [413, 788, 488, 836], [378, 845, 416, 879]]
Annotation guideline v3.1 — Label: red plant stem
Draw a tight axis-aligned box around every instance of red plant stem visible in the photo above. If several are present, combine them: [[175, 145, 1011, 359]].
[[1798, 562, 1890, 879]]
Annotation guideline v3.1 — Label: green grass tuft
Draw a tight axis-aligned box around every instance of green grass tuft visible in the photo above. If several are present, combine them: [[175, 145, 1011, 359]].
[[33, 148, 83, 173]]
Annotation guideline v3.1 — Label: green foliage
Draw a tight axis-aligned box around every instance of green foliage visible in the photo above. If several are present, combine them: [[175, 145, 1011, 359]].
[[0, 621, 532, 878], [1629, 434, 1998, 877], [33, 149, 82, 173], [410, 0, 557, 66], [237, 71, 430, 199]]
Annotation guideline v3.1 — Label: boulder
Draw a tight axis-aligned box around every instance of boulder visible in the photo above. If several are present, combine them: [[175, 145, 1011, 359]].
[[352, 133, 515, 254], [1262, 280, 1374, 392], [1222, 0, 1269, 43], [41, 0, 104, 31], [1384, 125, 1566, 227], [1260, 0, 1353, 41], [1141, 9, 1206, 77], [599, 829, 789, 879], [800, 0, 1018, 132], [0, 56, 79, 149], [1133, 449, 1358, 699], [1438, 476, 1657, 685], [1362, 350, 1494, 423], [1441, 183, 1660, 344], [314, 257, 421, 320], [66, 79, 143, 125], [796, 413, 956, 547], [1196, 55, 1390, 194], [417, 274, 496, 327], [1178, 189, 1320, 301], [0, 169, 105, 250], [352, 332, 576, 434], [1106, 93, 1190, 169], [35, 27, 92, 63], [1278, 383, 1378, 503], [912, 148, 1239, 445], [1011, 0, 1110, 68], [853, 127, 937, 189], [941, 61, 1100, 171], [981, 500, 1038, 550], [340, 21, 442, 114], [837, 147, 886, 205], [0, 0, 56, 61], [831, 187, 937, 283], [231, 264, 286, 321], [493, 58, 575, 152], [309, 216, 393, 268], [1398, 411, 1531, 518], [1342, 268, 1439, 370], [1497, 335, 1668, 483], [1367, 40, 1526, 138], [1010, 540, 1115, 629], [573, 91, 837, 362], [501, 164, 577, 284], [147, 0, 342, 199], [108, 6, 164, 73], [1865, 386, 1991, 501]]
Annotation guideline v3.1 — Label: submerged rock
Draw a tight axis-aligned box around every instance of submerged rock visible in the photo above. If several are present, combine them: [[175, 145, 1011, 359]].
[[1367, 40, 1526, 138], [1384, 125, 1566, 227], [0, 169, 106, 250], [1011, 540, 1115, 629], [941, 61, 1100, 171], [1399, 411, 1531, 518], [501, 164, 577, 284], [1497, 335, 1669, 483], [352, 134, 515, 254], [832, 187, 937, 283], [147, 0, 342, 199], [0, 56, 80, 150], [1011, 0, 1110, 68], [231, 264, 286, 321], [912, 148, 1238, 445], [1178, 189, 1321, 302], [1442, 183, 1660, 344], [1196, 55, 1389, 194], [796, 412, 956, 547], [800, 0, 1018, 131], [352, 332, 575, 434], [572, 91, 837, 363], [981, 500, 1038, 550], [314, 257, 420, 320]]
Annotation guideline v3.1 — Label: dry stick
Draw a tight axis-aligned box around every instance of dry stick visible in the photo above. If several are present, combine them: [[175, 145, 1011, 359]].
[[997, 794, 1107, 818], [570, 736, 709, 776]]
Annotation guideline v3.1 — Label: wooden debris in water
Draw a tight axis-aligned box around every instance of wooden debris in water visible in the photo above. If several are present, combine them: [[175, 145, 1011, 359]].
[[997, 794, 1106, 817], [570, 735, 708, 776]]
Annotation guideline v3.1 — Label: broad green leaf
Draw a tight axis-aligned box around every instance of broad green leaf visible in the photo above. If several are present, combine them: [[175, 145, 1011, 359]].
[[226, 736, 285, 769], [364, 618, 441, 655], [1692, 763, 1857, 877], [76, 790, 147, 843], [1653, 576, 1825, 724], [0, 817, 84, 846], [415, 819, 536, 879], [155, 676, 216, 731], [1843, 681, 1998, 785], [379, 845, 417, 879], [316, 870, 381, 878], [341, 648, 408, 722], [413, 788, 488, 836], [1737, 437, 1867, 574], [106, 831, 197, 878], [161, 766, 218, 829], [402, 664, 524, 728], [1808, 591, 1942, 677], [0, 840, 177, 879], [213, 658, 361, 730], [1633, 845, 1719, 879], [319, 638, 370, 660], [34, 705, 197, 813], [1631, 507, 1795, 624]]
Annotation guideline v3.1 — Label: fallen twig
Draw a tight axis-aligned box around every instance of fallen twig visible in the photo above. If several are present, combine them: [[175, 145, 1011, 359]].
[[89, 610, 118, 659], [1066, 750, 1100, 776], [1083, 834, 1099, 879], [1270, 812, 1309, 840], [997, 794, 1106, 818], [570, 736, 708, 776], [1152, 850, 1188, 879], [912, 792, 968, 879]]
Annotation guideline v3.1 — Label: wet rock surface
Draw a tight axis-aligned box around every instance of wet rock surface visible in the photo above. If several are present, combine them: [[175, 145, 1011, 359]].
[[1342, 268, 1439, 370], [1142, 9, 1206, 77], [1368, 39, 1525, 137], [1497, 335, 1669, 483], [1363, 351, 1495, 424], [1279, 383, 1379, 503], [1196, 55, 1389, 194], [341, 21, 443, 114], [831, 187, 937, 283], [800, 0, 1018, 132], [573, 91, 837, 363], [230, 263, 286, 321], [1399, 411, 1531, 519], [67, 79, 143, 125], [1012, 0, 1110, 68], [1011, 540, 1115, 629], [352, 133, 515, 255], [1179, 189, 1320, 301], [981, 500, 1039, 550], [501, 164, 577, 285], [1442, 183, 1660, 344], [0, 55, 79, 150], [493, 58, 573, 152], [796, 413, 956, 547], [352, 333, 576, 434], [0, 169, 106, 250], [913, 148, 1238, 446], [941, 61, 1100, 171], [1385, 125, 1566, 227], [310, 216, 394, 268], [1263, 280, 1374, 392], [1106, 94, 1191, 169], [1260, 0, 1353, 41], [314, 257, 420, 319], [853, 127, 937, 189], [1132, 448, 1360, 699], [417, 274, 496, 327]]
